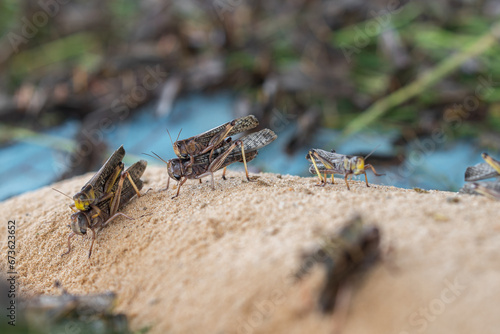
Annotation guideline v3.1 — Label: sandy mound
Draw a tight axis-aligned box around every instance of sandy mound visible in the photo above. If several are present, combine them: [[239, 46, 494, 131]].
[[1, 166, 499, 334]]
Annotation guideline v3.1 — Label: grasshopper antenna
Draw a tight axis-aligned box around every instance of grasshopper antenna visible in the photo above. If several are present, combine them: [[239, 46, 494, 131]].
[[176, 128, 182, 142], [364, 144, 381, 161], [52, 188, 73, 200], [166, 129, 175, 147], [143, 152, 169, 165]]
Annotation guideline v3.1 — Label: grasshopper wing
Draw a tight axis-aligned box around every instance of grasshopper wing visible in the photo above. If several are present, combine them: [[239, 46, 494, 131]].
[[177, 115, 259, 153], [465, 163, 499, 181], [84, 146, 126, 193]]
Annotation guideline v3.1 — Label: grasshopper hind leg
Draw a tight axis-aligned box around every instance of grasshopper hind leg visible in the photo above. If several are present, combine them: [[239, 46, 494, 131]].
[[240, 141, 255, 182], [309, 151, 325, 186]]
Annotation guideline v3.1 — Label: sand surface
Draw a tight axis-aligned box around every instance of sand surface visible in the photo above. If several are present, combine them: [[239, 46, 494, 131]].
[[1, 166, 499, 334]]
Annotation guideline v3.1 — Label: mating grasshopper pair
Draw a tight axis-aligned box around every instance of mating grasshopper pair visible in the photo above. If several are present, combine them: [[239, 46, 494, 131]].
[[460, 153, 500, 200], [306, 148, 384, 190], [148, 115, 277, 198], [56, 146, 147, 258]]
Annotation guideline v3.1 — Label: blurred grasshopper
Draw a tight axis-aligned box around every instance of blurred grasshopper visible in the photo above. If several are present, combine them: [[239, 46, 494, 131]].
[[295, 215, 380, 313], [149, 128, 277, 198], [20, 282, 130, 333], [306, 148, 384, 190], [171, 115, 259, 167], [58, 148, 147, 258], [460, 153, 500, 200], [70, 145, 142, 212]]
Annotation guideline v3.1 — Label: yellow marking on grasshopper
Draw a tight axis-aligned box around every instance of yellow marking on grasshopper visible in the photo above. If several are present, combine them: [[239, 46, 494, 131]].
[[483, 153, 500, 174]]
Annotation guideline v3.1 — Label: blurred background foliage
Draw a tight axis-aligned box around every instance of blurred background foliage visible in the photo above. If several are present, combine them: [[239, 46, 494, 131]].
[[0, 0, 499, 197]]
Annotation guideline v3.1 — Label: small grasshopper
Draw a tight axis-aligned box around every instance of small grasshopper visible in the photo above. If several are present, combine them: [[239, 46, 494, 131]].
[[59, 148, 147, 258], [295, 215, 380, 313], [171, 115, 259, 166], [20, 282, 130, 332], [306, 148, 384, 190], [460, 153, 500, 200], [71, 145, 142, 212], [150, 128, 277, 198]]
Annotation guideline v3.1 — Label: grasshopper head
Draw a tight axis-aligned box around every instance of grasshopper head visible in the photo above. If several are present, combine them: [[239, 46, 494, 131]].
[[72, 185, 95, 211], [167, 159, 183, 181], [173, 141, 190, 159], [173, 142, 182, 157], [352, 157, 365, 175], [70, 212, 90, 235]]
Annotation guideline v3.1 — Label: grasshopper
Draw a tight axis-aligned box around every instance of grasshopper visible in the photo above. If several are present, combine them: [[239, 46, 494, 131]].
[[60, 150, 147, 258], [150, 128, 277, 198], [20, 282, 130, 332], [71, 145, 142, 212], [460, 153, 500, 200], [295, 215, 380, 313], [172, 115, 259, 167], [306, 148, 384, 190]]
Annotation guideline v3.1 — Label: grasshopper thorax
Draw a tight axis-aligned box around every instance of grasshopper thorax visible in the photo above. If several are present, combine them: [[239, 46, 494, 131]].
[[347, 156, 365, 175], [73, 185, 96, 211], [70, 212, 90, 235]]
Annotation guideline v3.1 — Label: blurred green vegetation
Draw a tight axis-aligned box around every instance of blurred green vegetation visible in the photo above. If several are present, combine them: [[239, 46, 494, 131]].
[[1, 0, 499, 150]]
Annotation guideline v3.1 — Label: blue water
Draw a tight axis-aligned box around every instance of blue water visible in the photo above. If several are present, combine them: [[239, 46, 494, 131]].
[[0, 92, 497, 201]]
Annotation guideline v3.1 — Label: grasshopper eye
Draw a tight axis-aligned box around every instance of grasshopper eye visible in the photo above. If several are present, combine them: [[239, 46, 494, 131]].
[[77, 215, 87, 234], [70, 213, 88, 235]]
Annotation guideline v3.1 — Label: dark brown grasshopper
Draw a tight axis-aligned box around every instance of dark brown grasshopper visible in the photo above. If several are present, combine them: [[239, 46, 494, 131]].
[[460, 153, 500, 200], [70, 145, 142, 212], [151, 128, 277, 198], [306, 149, 384, 190], [295, 215, 380, 313], [172, 115, 259, 166], [60, 148, 147, 258]]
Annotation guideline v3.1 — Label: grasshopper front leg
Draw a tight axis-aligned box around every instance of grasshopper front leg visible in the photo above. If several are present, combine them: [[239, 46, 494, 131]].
[[364, 164, 385, 177], [87, 227, 97, 258], [172, 177, 188, 199], [344, 173, 352, 191], [362, 164, 385, 188], [61, 232, 76, 256]]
